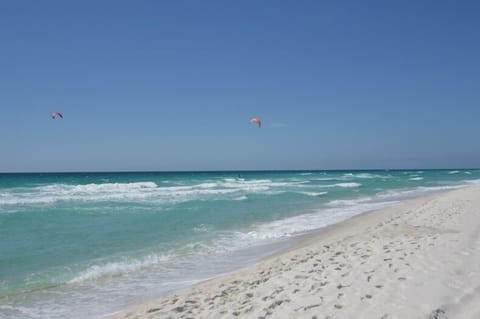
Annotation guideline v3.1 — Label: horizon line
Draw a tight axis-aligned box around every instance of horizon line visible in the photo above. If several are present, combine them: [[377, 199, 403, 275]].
[[0, 168, 478, 174]]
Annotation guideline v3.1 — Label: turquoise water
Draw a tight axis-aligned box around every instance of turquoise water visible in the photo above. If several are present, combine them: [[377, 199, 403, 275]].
[[1, 169, 479, 318]]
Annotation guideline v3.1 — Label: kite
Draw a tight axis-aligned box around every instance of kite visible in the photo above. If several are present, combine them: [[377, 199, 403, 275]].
[[250, 117, 261, 128], [51, 112, 63, 119]]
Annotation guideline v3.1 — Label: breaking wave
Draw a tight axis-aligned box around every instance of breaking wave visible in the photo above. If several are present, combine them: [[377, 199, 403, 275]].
[[334, 182, 361, 188], [68, 254, 171, 284], [409, 177, 424, 181]]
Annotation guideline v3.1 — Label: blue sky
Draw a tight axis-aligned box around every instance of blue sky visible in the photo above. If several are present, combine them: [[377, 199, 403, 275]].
[[1, 1, 479, 172]]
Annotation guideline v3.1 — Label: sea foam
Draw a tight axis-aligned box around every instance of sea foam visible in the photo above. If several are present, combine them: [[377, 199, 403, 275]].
[[409, 177, 424, 181], [334, 182, 361, 188], [68, 254, 172, 284]]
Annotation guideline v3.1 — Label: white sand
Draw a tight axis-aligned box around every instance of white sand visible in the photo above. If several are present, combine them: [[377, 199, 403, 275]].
[[107, 187, 480, 319]]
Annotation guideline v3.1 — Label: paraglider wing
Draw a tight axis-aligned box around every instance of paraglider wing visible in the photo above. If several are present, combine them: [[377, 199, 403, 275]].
[[52, 112, 63, 119], [250, 117, 261, 128]]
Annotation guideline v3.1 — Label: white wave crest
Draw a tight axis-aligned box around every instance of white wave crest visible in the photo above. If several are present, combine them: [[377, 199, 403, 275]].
[[68, 254, 171, 284], [220, 179, 272, 192], [233, 196, 248, 201], [335, 182, 361, 188], [448, 170, 460, 174], [302, 192, 328, 197], [192, 224, 212, 233], [352, 173, 391, 179], [409, 177, 424, 181]]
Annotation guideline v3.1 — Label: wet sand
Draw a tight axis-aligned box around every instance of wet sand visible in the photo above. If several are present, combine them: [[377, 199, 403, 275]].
[[107, 186, 480, 319]]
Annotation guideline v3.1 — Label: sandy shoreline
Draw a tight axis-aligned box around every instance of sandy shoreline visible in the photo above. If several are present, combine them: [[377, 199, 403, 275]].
[[107, 186, 480, 319]]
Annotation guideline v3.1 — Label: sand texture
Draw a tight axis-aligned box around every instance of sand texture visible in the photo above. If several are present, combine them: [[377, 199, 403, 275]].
[[107, 187, 480, 319]]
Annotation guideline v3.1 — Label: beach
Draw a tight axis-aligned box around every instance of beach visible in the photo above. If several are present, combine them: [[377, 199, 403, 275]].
[[107, 186, 480, 319]]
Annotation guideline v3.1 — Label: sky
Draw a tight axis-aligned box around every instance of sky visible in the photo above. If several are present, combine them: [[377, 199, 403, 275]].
[[1, 0, 479, 172]]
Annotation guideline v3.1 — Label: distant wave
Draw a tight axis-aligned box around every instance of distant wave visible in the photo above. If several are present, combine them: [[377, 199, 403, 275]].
[[1, 178, 359, 207], [0, 179, 277, 206], [334, 182, 361, 188], [1, 182, 160, 206], [409, 177, 424, 181], [351, 173, 392, 179], [192, 224, 212, 233], [301, 191, 328, 197], [449, 170, 461, 174], [233, 195, 248, 201]]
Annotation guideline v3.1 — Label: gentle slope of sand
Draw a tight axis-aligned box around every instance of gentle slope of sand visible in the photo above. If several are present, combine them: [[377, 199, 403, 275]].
[[107, 187, 480, 319]]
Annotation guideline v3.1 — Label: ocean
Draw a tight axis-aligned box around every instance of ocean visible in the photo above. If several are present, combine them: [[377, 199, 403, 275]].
[[1, 169, 479, 318]]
